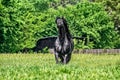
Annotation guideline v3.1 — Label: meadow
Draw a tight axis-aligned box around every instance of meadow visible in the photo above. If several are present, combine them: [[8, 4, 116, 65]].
[[0, 53, 120, 80]]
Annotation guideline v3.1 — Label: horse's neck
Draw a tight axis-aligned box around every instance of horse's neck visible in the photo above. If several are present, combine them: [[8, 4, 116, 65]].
[[59, 27, 65, 39], [58, 27, 71, 41]]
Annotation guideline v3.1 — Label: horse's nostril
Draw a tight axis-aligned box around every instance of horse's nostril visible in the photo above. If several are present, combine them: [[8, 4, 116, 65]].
[[58, 23, 61, 25], [57, 24, 63, 27]]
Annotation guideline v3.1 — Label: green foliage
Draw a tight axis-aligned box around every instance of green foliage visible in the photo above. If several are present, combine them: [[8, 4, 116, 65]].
[[0, 0, 20, 52], [0, 0, 36, 52], [33, 0, 49, 12], [0, 54, 120, 79], [0, 0, 119, 52], [93, 0, 120, 48], [42, 2, 119, 49]]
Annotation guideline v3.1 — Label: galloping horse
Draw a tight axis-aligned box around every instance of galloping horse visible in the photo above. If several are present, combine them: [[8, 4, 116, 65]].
[[54, 17, 74, 64]]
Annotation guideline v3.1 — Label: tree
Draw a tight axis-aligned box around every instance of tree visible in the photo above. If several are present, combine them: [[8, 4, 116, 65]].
[[0, 0, 36, 52], [0, 0, 119, 53], [93, 0, 120, 48], [43, 2, 119, 49]]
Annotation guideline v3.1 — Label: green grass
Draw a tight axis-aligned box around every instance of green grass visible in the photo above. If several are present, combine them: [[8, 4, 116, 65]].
[[0, 53, 120, 80]]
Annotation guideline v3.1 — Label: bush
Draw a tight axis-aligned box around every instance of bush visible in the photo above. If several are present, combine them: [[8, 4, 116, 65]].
[[37, 2, 119, 49], [0, 0, 119, 53]]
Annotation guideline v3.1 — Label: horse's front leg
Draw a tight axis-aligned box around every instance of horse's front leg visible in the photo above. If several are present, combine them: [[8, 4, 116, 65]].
[[63, 54, 68, 64], [63, 54, 71, 64]]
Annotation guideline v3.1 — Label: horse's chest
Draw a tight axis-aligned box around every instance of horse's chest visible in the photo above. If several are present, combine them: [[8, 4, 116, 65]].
[[55, 39, 71, 54]]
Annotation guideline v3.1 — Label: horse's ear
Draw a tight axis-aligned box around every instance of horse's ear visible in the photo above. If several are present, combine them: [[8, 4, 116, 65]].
[[55, 17, 60, 23], [62, 17, 67, 25], [55, 17, 58, 23], [62, 16, 65, 20]]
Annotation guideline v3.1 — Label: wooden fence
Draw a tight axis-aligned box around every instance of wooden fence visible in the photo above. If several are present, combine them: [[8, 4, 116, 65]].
[[73, 49, 120, 54], [49, 49, 120, 54]]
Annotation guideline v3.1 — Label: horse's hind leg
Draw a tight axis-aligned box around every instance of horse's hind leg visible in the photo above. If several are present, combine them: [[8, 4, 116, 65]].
[[66, 54, 71, 63], [59, 55, 64, 63], [55, 53, 59, 64]]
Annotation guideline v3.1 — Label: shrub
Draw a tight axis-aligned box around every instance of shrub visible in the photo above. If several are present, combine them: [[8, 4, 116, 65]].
[[0, 0, 119, 52]]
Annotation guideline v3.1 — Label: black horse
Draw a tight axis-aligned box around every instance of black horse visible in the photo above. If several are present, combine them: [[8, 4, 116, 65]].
[[54, 17, 74, 64]]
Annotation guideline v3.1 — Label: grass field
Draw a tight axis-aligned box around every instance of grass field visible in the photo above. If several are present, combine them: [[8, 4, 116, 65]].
[[0, 53, 120, 80]]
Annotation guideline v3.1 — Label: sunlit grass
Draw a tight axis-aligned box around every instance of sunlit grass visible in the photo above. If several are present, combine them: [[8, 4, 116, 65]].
[[0, 53, 120, 80]]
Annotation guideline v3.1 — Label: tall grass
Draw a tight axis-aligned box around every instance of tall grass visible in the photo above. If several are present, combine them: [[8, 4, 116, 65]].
[[0, 53, 120, 80]]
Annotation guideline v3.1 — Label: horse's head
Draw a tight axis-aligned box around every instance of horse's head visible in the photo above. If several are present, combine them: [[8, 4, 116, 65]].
[[55, 17, 67, 28]]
